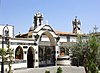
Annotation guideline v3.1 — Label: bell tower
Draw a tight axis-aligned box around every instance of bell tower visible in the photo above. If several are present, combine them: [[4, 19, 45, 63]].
[[72, 16, 81, 34], [34, 11, 43, 29]]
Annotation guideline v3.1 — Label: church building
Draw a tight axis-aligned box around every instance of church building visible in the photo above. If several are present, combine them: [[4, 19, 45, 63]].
[[0, 11, 81, 70]]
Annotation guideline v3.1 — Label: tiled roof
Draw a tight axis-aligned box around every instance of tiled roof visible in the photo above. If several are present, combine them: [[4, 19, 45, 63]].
[[16, 30, 77, 38], [59, 42, 76, 47], [55, 30, 76, 35]]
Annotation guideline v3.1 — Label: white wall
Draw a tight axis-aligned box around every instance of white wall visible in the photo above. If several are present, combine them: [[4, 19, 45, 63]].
[[70, 36, 77, 42], [59, 36, 67, 42], [41, 35, 49, 41]]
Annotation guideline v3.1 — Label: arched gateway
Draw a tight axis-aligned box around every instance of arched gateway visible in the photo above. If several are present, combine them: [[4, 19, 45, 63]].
[[29, 24, 59, 68], [38, 31, 56, 67]]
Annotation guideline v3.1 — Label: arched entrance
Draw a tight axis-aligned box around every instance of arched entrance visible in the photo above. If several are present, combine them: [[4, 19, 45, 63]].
[[38, 31, 56, 67], [27, 47, 35, 68], [15, 46, 23, 59]]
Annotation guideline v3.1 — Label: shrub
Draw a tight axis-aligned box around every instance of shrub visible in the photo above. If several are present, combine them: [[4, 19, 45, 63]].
[[56, 67, 62, 73], [45, 70, 50, 73]]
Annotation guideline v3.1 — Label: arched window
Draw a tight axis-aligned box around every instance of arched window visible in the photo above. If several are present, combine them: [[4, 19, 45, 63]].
[[60, 47, 65, 56], [15, 46, 23, 59]]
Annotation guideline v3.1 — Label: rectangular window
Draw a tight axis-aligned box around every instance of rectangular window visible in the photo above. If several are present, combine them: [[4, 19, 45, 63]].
[[67, 36, 70, 42]]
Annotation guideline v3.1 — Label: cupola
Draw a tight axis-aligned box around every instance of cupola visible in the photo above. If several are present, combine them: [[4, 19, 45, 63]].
[[33, 11, 43, 29]]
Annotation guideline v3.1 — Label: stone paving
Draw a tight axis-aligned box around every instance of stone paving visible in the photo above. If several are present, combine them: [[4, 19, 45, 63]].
[[13, 66, 85, 73]]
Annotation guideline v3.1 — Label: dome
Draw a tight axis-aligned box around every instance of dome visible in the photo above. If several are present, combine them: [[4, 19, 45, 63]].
[[29, 25, 34, 31]]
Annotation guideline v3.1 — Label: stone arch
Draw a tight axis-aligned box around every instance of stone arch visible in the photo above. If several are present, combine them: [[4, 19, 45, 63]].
[[15, 46, 23, 59], [27, 46, 35, 68], [38, 31, 56, 66], [38, 31, 56, 46]]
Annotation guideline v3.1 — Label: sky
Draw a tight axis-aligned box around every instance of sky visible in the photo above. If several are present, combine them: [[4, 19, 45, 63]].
[[0, 0, 100, 35]]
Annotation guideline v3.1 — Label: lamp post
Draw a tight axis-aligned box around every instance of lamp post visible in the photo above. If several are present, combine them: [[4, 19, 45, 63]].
[[1, 24, 9, 73]]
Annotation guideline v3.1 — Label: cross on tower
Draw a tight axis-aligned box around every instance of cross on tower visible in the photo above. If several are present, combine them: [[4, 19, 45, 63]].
[[75, 16, 77, 19], [93, 25, 99, 33]]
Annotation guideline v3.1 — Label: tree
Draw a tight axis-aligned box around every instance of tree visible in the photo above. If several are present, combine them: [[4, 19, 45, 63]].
[[71, 35, 85, 66], [71, 34, 100, 73], [0, 42, 14, 73], [6, 42, 14, 73]]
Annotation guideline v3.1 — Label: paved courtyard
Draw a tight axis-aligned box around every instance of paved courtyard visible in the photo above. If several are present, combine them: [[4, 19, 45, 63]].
[[13, 66, 85, 73]]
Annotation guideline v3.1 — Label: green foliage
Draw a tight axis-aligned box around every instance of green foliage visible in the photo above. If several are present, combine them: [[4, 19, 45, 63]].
[[0, 41, 14, 73], [6, 42, 14, 73], [56, 67, 62, 73], [71, 35, 85, 66], [44, 67, 63, 73], [45, 70, 50, 73], [71, 34, 100, 73], [0, 48, 7, 56], [6, 48, 14, 73]]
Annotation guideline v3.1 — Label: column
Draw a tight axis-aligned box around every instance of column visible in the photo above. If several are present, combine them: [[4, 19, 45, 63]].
[[34, 46, 39, 68], [55, 42, 60, 65]]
